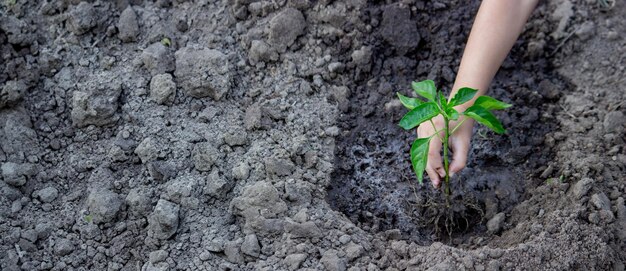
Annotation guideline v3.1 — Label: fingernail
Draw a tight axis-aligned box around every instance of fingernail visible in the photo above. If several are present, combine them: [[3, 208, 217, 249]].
[[450, 172, 455, 178]]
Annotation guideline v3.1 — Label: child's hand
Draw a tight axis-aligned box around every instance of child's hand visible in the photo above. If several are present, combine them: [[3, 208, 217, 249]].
[[413, 0, 538, 188], [417, 114, 474, 188]]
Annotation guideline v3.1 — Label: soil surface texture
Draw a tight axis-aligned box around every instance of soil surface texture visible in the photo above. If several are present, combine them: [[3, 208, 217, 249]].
[[1, 0, 624, 270]]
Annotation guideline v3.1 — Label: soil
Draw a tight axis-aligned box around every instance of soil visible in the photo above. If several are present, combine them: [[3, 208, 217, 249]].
[[1, 0, 624, 270]]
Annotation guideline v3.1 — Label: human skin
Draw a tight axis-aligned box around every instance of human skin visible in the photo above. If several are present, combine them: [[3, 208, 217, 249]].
[[418, 0, 539, 188]]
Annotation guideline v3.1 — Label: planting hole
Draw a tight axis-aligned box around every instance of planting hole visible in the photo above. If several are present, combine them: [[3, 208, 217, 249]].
[[326, 69, 565, 247], [324, 2, 568, 247]]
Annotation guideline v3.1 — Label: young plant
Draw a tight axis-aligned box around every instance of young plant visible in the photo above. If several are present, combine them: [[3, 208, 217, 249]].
[[397, 79, 511, 198], [161, 37, 172, 47]]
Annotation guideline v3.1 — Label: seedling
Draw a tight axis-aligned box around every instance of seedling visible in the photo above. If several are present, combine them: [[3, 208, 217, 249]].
[[5, 0, 16, 7], [598, 0, 615, 10], [397, 79, 511, 202], [476, 130, 489, 140], [161, 37, 171, 47], [546, 175, 564, 185]]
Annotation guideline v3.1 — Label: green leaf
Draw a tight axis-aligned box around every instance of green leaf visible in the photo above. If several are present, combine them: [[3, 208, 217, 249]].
[[449, 87, 478, 107], [438, 92, 448, 109], [463, 105, 506, 134], [411, 80, 437, 102], [398, 102, 440, 130], [396, 92, 423, 110], [410, 137, 431, 184], [445, 107, 459, 121], [161, 37, 171, 47], [473, 96, 512, 110]]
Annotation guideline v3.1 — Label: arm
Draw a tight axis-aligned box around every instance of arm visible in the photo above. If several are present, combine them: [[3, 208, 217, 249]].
[[451, 0, 539, 105], [419, 0, 538, 188]]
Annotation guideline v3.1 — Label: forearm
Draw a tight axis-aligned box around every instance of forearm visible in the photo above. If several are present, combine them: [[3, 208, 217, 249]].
[[451, 0, 538, 109]]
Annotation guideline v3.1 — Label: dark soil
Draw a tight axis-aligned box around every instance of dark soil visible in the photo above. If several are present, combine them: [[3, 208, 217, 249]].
[[326, 1, 568, 246], [1, 0, 624, 270]]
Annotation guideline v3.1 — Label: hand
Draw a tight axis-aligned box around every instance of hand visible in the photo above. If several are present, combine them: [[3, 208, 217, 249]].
[[416, 114, 474, 188], [411, 0, 538, 189]]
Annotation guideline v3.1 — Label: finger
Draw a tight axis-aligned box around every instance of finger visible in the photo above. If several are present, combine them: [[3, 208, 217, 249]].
[[449, 137, 470, 176], [428, 136, 445, 176], [426, 138, 443, 188], [426, 166, 440, 188]]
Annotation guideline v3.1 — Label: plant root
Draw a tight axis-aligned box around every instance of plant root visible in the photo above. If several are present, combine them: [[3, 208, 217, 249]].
[[408, 189, 486, 242]]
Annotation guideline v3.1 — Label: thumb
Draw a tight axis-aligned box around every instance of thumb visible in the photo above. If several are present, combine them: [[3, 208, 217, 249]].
[[449, 137, 470, 176]]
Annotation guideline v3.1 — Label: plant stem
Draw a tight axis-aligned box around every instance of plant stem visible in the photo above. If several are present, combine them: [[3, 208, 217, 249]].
[[450, 117, 468, 135], [429, 119, 444, 142], [431, 128, 446, 137], [443, 116, 451, 208]]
